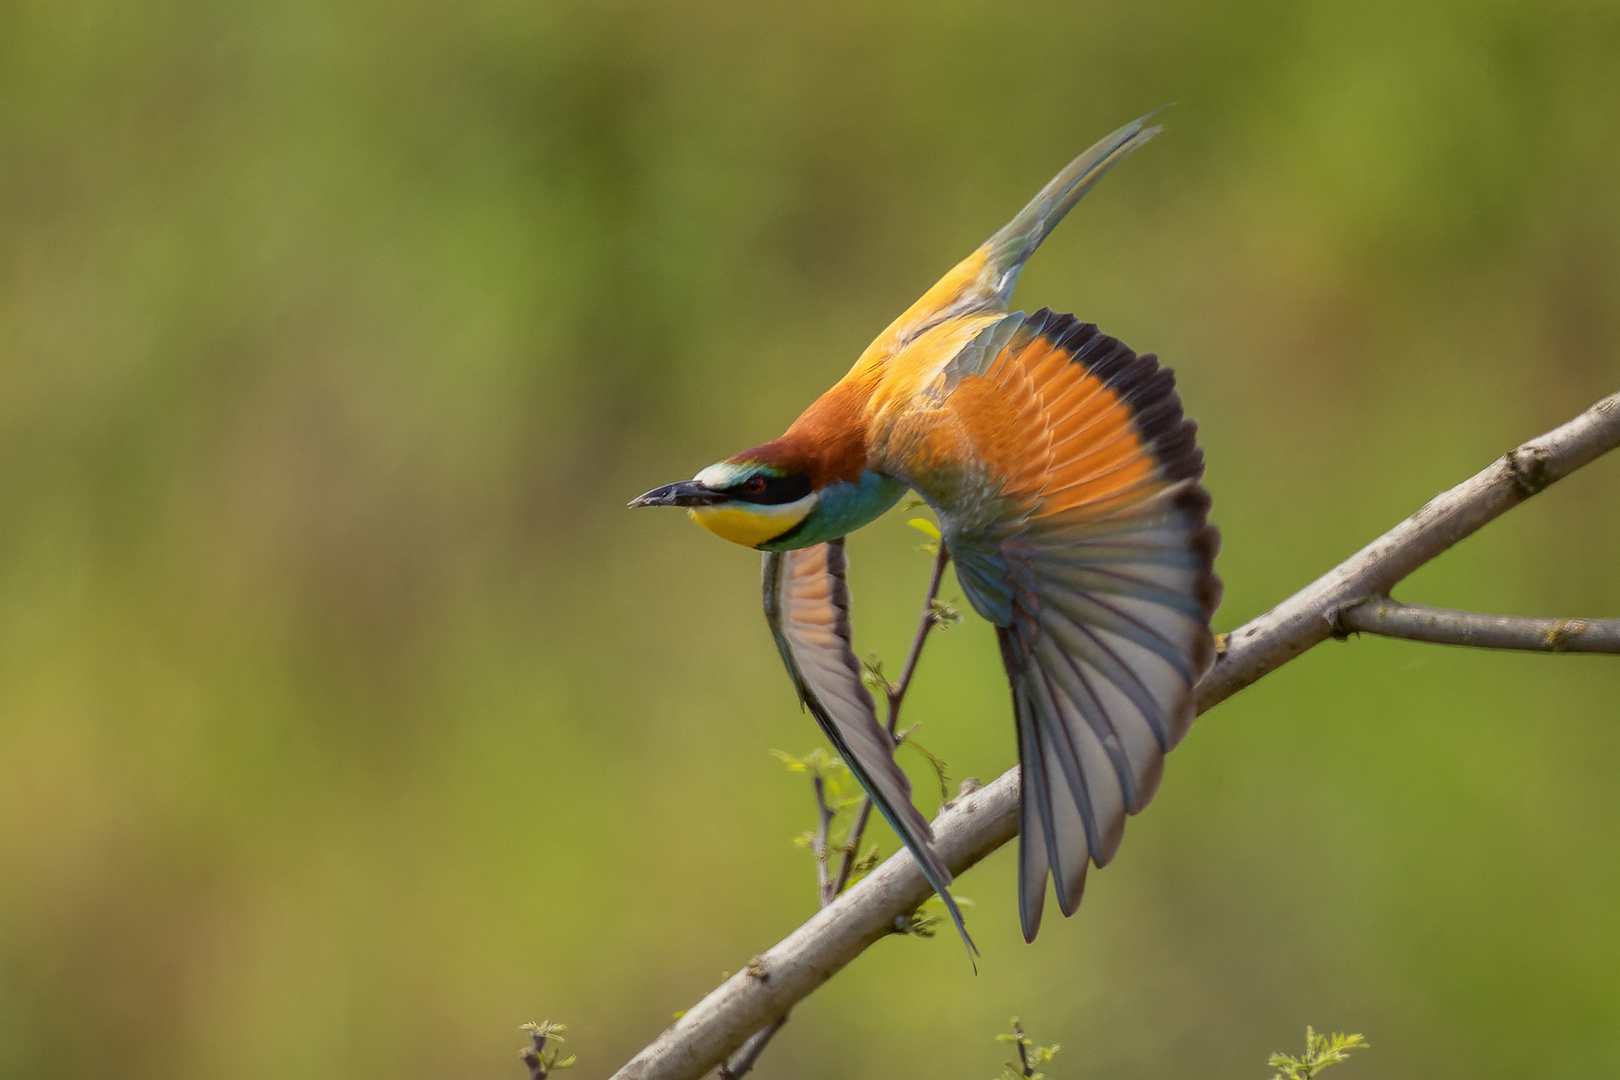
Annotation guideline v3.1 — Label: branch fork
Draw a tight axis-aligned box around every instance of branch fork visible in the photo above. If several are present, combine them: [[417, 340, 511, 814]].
[[1333, 596, 1620, 653]]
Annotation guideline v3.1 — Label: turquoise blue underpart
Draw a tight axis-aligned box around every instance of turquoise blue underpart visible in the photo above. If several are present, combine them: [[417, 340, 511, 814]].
[[758, 471, 907, 550]]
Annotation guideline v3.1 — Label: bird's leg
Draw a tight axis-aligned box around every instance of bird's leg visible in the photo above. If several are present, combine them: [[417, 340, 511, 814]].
[[832, 543, 952, 897]]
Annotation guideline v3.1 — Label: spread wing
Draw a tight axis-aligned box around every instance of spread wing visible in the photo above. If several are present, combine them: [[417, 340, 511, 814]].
[[885, 308, 1221, 942], [762, 539, 974, 953]]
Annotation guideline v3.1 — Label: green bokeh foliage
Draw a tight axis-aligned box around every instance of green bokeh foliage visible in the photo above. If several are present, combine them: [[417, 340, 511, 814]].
[[1, 1, 1618, 1077]]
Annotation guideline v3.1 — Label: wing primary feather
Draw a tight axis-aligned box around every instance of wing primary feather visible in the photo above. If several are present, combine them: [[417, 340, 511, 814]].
[[1041, 607, 1179, 759], [1004, 628, 1051, 942], [763, 542, 978, 959], [1027, 664, 1095, 916], [1044, 560, 1208, 610], [1031, 661, 1104, 864], [1006, 623, 1096, 918], [1035, 629, 1142, 819], [1044, 577, 1204, 673]]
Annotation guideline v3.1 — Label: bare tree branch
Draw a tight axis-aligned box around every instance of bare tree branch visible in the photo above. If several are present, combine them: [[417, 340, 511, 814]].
[[1197, 390, 1620, 711], [610, 390, 1620, 1080], [621, 771, 1022, 1080], [1336, 598, 1620, 653]]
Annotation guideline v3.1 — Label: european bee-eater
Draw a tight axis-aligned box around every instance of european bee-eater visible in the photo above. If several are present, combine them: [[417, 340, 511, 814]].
[[631, 114, 1220, 951]]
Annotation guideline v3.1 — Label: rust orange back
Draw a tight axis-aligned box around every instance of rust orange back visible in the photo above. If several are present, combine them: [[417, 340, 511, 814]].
[[866, 310, 1183, 524]]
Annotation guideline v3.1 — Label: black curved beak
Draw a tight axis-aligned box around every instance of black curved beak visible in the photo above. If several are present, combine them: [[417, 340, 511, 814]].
[[628, 480, 724, 509]]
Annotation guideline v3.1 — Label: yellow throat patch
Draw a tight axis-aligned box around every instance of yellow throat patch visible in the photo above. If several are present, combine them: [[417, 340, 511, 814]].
[[688, 498, 812, 548]]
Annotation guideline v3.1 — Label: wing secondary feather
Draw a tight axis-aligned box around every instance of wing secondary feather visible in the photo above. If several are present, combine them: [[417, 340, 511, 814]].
[[762, 539, 975, 954]]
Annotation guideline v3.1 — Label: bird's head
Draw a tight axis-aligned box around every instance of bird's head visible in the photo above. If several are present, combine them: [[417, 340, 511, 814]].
[[630, 433, 908, 551], [632, 380, 908, 550], [629, 447, 820, 550]]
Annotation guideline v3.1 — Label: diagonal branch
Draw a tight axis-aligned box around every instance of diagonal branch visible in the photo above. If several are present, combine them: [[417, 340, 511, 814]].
[[1196, 390, 1620, 711], [610, 390, 1620, 1080], [1336, 598, 1620, 653]]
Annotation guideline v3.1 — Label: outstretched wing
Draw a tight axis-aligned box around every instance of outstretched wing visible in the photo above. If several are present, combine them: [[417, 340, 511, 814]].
[[762, 539, 974, 954], [887, 308, 1220, 942]]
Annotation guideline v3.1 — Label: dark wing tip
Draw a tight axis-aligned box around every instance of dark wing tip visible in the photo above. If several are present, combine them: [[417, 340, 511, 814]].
[[1168, 485, 1223, 624], [1023, 308, 1210, 486]]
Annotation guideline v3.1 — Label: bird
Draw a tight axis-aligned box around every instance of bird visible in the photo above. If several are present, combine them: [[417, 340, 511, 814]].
[[630, 114, 1220, 952]]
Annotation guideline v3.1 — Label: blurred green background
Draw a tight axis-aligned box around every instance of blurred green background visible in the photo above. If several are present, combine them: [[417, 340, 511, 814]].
[[2, 1, 1618, 1077]]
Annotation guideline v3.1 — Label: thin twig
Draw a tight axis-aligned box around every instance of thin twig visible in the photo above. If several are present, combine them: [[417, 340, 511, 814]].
[[831, 800, 875, 899], [613, 390, 1620, 1080], [1336, 598, 1620, 653], [522, 1030, 548, 1080], [812, 774, 835, 907], [887, 544, 953, 730], [521, 1022, 571, 1080], [715, 1015, 788, 1080]]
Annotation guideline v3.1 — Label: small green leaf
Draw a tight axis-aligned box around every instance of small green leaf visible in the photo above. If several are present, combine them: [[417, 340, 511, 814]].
[[991, 1017, 1057, 1080], [851, 845, 880, 876], [771, 749, 807, 773], [905, 909, 938, 937], [1268, 1027, 1368, 1080], [929, 598, 964, 628], [901, 894, 972, 939], [908, 517, 942, 540], [860, 653, 891, 694]]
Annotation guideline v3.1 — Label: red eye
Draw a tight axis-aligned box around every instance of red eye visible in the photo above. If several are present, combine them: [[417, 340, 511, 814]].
[[744, 476, 768, 495]]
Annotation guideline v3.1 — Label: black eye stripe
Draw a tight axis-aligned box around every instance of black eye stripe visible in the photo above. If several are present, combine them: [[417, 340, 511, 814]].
[[727, 473, 812, 505]]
